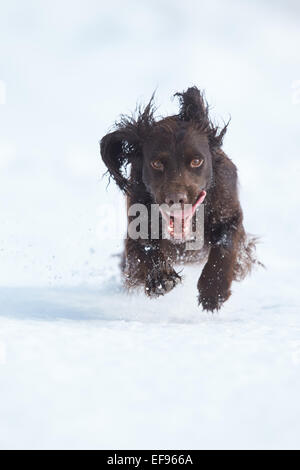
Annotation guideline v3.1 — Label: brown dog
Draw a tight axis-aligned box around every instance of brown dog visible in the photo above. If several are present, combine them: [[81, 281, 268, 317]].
[[100, 87, 258, 311]]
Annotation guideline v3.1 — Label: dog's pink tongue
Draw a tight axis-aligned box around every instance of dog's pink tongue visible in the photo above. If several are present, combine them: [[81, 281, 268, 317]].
[[168, 191, 207, 239], [171, 190, 207, 221], [171, 208, 190, 221], [194, 190, 207, 209]]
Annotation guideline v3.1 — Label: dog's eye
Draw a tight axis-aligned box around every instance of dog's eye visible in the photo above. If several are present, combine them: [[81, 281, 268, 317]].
[[151, 160, 164, 171], [190, 158, 203, 168]]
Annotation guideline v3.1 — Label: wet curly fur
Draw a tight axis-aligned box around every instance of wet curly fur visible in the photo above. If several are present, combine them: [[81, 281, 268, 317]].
[[100, 86, 259, 311]]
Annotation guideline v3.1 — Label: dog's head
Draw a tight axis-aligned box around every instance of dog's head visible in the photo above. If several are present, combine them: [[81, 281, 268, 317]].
[[100, 87, 228, 239]]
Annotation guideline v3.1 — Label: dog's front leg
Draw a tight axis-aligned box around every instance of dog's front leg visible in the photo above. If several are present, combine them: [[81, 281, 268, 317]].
[[123, 238, 181, 297], [198, 220, 241, 312]]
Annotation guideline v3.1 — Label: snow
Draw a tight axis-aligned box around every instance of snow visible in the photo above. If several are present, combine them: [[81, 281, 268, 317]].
[[1, 269, 300, 450], [1, 0, 300, 450]]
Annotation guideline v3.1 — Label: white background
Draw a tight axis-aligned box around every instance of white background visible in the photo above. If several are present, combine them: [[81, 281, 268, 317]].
[[0, 0, 300, 450]]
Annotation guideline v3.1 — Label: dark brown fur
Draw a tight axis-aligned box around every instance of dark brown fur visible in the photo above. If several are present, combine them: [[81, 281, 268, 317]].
[[100, 87, 258, 311]]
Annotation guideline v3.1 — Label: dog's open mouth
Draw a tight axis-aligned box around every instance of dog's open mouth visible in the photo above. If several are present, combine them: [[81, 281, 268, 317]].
[[159, 190, 206, 241]]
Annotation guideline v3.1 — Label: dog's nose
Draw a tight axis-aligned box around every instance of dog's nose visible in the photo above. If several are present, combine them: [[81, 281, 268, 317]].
[[165, 192, 188, 206]]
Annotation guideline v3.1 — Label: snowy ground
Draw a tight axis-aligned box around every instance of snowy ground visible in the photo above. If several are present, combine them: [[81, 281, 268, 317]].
[[1, 0, 300, 450], [1, 265, 300, 450]]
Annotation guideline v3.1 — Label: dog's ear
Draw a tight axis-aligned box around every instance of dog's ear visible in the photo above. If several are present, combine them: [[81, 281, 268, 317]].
[[175, 86, 229, 149], [100, 128, 140, 194], [175, 86, 209, 123], [100, 95, 156, 194]]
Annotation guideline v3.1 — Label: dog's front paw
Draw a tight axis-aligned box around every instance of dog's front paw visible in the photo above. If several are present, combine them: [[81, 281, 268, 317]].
[[198, 278, 231, 312], [198, 291, 230, 312], [145, 269, 181, 298]]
